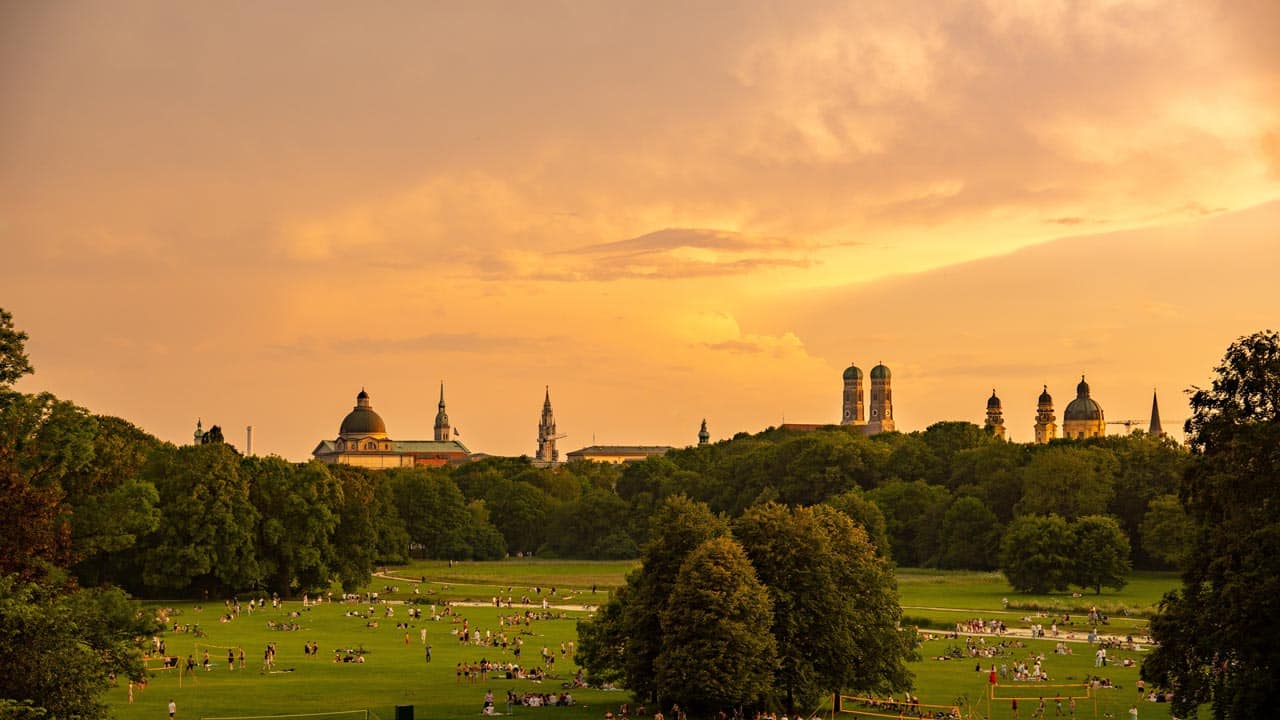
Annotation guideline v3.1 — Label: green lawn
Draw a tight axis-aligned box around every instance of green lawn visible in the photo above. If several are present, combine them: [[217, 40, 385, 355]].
[[107, 566, 1181, 720]]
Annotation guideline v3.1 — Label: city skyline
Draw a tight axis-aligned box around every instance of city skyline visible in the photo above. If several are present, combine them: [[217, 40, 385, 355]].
[[4, 1, 1279, 458]]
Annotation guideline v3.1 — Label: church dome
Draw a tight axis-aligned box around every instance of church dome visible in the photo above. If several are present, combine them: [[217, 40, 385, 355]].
[[1064, 377, 1102, 421], [987, 390, 1001, 408], [843, 364, 863, 381], [1038, 386, 1053, 405], [340, 390, 388, 436], [1064, 396, 1103, 421], [870, 363, 891, 380]]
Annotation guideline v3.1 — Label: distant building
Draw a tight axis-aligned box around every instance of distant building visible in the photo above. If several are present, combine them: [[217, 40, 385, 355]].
[[985, 389, 1006, 440], [779, 423, 836, 432], [1034, 385, 1057, 444], [312, 389, 470, 469], [566, 445, 674, 464], [698, 419, 710, 446], [782, 362, 898, 436], [536, 387, 560, 463], [1063, 375, 1106, 440]]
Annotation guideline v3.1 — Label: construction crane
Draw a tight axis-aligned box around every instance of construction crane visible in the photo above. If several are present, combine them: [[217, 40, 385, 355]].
[[1106, 419, 1148, 434]]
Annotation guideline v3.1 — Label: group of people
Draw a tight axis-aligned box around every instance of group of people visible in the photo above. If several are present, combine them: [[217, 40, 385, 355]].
[[457, 660, 551, 682], [483, 688, 575, 713]]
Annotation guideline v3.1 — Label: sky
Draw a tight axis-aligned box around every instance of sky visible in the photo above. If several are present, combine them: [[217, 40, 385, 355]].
[[3, 0, 1278, 458]]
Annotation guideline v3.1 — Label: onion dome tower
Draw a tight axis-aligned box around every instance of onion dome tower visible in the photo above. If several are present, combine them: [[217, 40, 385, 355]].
[[536, 386, 558, 463], [1063, 375, 1105, 440], [433, 382, 451, 442], [1034, 385, 1057, 444], [841, 363, 866, 426], [867, 362, 894, 434], [193, 418, 204, 445], [340, 388, 389, 439], [1149, 390, 1164, 438], [985, 389, 1006, 440], [698, 419, 710, 446]]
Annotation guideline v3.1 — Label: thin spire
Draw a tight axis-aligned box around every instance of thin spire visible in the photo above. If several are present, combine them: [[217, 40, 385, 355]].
[[1149, 389, 1164, 437], [439, 381, 445, 408]]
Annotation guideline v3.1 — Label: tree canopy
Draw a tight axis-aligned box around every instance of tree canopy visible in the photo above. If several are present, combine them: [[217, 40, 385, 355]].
[[1144, 329, 1280, 719]]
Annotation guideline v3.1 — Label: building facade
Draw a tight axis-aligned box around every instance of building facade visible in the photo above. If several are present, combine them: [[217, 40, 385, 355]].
[[566, 445, 674, 464], [312, 389, 470, 468]]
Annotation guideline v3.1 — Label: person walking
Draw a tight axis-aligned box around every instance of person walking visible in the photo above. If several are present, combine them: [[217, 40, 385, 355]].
[[168, 698, 177, 718], [425, 645, 432, 663]]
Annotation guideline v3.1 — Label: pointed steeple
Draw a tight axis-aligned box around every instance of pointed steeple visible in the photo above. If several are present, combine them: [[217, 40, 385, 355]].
[[1149, 389, 1164, 437], [537, 386, 558, 462], [698, 418, 710, 446], [433, 381, 450, 441]]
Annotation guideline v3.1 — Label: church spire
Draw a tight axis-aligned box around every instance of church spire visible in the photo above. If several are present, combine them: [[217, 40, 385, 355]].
[[698, 418, 710, 446], [433, 381, 450, 441], [537, 386, 558, 462], [1149, 389, 1164, 437]]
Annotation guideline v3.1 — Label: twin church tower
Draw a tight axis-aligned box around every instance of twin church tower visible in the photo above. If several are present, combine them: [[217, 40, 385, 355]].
[[840, 362, 895, 435]]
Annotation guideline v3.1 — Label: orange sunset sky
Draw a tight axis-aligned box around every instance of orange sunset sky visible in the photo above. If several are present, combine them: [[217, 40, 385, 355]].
[[3, 1, 1279, 459]]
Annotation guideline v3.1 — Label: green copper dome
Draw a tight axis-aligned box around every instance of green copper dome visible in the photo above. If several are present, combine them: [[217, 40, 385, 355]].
[[842, 364, 863, 381], [870, 363, 891, 380]]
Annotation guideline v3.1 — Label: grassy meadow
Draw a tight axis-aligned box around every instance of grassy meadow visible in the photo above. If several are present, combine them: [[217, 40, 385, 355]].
[[107, 562, 1180, 720]]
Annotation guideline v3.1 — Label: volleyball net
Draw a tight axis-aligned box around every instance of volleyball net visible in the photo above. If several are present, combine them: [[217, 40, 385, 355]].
[[201, 710, 370, 720], [988, 682, 1091, 701], [835, 694, 960, 719]]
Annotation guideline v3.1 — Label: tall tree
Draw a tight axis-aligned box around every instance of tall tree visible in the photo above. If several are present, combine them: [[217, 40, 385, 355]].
[[654, 536, 777, 712], [327, 464, 384, 591], [735, 503, 914, 713], [0, 574, 156, 719], [139, 443, 261, 595], [63, 415, 162, 587], [0, 308, 34, 385], [999, 514, 1073, 593], [0, 308, 155, 717], [0, 390, 97, 580], [1069, 515, 1131, 594], [939, 496, 1001, 570], [578, 495, 729, 702], [390, 468, 474, 559], [245, 457, 342, 596], [825, 488, 892, 557], [1144, 330, 1280, 719]]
